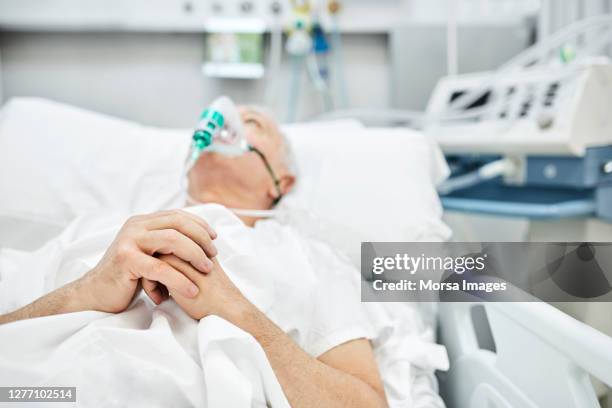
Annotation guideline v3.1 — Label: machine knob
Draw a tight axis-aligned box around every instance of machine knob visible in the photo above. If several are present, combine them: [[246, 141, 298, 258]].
[[536, 111, 555, 130], [270, 1, 282, 14], [211, 2, 223, 13], [183, 1, 194, 13], [240, 1, 254, 13], [543, 164, 557, 179]]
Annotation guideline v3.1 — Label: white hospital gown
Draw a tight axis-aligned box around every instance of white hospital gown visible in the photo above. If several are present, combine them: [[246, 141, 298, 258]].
[[0, 204, 373, 407]]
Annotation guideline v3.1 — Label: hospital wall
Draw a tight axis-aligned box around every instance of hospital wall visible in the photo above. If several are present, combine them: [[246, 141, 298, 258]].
[[0, 31, 389, 127]]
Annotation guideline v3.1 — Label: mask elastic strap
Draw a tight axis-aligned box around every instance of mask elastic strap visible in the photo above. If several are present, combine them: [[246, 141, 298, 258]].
[[248, 145, 283, 205]]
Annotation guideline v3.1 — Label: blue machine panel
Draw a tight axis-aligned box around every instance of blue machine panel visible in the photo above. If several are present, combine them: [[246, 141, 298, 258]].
[[526, 147, 612, 188], [596, 184, 612, 221], [441, 147, 612, 222]]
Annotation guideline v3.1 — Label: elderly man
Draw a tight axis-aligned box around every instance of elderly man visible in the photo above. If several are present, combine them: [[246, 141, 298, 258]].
[[0, 107, 387, 407]]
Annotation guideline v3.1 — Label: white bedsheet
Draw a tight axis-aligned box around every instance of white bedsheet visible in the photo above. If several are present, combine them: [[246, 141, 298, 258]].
[[0, 206, 295, 407], [0, 303, 288, 407], [0, 204, 448, 407]]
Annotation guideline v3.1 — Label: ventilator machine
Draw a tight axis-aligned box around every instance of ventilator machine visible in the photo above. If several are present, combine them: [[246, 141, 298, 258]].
[[415, 13, 612, 223], [428, 61, 612, 222]]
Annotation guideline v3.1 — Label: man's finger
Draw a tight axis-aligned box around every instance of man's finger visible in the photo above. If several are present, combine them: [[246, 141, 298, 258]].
[[142, 278, 164, 305], [178, 210, 218, 240], [158, 254, 203, 284], [159, 284, 170, 302], [143, 210, 217, 240], [142, 212, 218, 258], [137, 253, 199, 298], [139, 229, 213, 273]]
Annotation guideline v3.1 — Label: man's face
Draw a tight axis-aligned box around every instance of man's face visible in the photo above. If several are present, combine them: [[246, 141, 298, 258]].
[[239, 106, 288, 173], [188, 107, 293, 210]]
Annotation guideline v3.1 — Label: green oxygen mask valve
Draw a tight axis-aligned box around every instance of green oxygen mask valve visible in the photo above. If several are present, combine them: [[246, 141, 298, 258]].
[[191, 109, 224, 161], [187, 96, 247, 169]]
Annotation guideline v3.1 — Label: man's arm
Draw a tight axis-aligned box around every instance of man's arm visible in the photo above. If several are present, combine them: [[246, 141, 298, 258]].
[[236, 303, 388, 408], [0, 279, 93, 325], [0, 210, 218, 325], [164, 254, 388, 408]]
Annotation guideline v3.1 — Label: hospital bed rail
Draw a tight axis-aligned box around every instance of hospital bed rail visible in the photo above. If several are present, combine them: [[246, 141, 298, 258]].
[[438, 301, 612, 408]]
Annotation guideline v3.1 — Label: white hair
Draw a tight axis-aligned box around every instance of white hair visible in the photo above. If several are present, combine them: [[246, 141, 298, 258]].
[[279, 131, 298, 177], [243, 104, 298, 177]]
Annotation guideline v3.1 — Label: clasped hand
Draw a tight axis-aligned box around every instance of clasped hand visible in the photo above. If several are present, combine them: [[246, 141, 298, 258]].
[[77, 210, 247, 320]]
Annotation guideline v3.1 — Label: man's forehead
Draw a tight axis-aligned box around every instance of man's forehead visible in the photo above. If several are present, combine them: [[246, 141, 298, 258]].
[[239, 106, 282, 140], [239, 105, 267, 118]]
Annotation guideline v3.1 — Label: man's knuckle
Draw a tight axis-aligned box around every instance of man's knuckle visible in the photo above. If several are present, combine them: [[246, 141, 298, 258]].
[[114, 243, 133, 263], [171, 209, 185, 219], [204, 236, 216, 251], [152, 261, 169, 277], [164, 230, 180, 244], [126, 214, 143, 225]]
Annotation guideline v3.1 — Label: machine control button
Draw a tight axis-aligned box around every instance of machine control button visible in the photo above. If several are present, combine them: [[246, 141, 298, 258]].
[[240, 1, 254, 13], [211, 2, 223, 13], [270, 1, 282, 14], [536, 111, 555, 130], [543, 164, 557, 179]]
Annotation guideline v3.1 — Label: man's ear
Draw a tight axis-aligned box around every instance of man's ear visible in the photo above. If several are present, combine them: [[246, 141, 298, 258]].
[[279, 174, 296, 195], [267, 173, 296, 200]]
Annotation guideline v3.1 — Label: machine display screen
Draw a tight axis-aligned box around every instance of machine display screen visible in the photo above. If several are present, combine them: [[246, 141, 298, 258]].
[[449, 90, 492, 110]]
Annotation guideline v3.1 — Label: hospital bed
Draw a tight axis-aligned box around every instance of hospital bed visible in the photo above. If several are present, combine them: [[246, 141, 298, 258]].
[[1, 98, 612, 407], [439, 302, 612, 408]]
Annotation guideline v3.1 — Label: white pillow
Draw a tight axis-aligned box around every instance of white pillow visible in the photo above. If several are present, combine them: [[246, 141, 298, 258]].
[[0, 97, 190, 227], [279, 125, 452, 265], [0, 98, 451, 260]]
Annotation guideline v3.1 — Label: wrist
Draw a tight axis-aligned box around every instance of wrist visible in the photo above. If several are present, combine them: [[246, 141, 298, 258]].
[[226, 300, 283, 349], [70, 272, 101, 312], [221, 295, 256, 327]]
